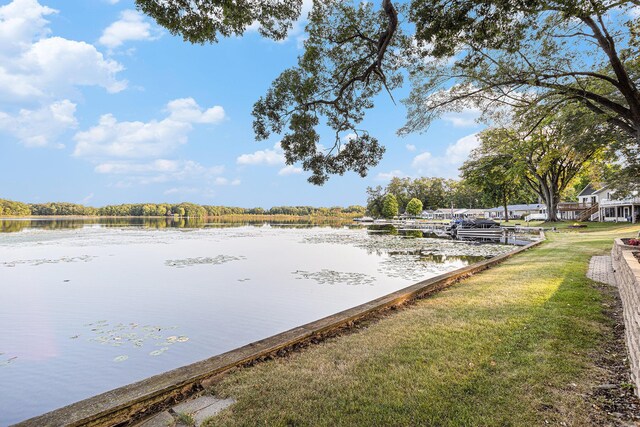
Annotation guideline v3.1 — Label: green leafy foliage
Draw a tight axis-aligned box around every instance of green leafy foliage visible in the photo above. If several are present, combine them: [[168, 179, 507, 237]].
[[0, 199, 30, 216], [252, 1, 404, 184], [367, 177, 486, 217], [135, 0, 303, 43], [0, 198, 365, 218], [381, 193, 399, 218], [461, 153, 533, 222], [29, 203, 98, 216], [472, 104, 612, 221], [405, 198, 423, 216], [403, 0, 640, 143], [137, 0, 640, 184]]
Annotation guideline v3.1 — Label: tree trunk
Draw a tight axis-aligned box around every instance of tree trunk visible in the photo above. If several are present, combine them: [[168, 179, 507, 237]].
[[546, 191, 559, 222], [535, 176, 559, 223]]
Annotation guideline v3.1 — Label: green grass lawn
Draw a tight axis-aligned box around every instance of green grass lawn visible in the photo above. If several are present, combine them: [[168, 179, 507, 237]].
[[503, 220, 636, 231], [204, 223, 639, 427]]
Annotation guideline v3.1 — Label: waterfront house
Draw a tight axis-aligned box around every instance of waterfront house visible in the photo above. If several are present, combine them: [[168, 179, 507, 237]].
[[432, 208, 454, 220], [599, 196, 640, 223], [420, 209, 436, 219], [453, 209, 486, 219], [577, 183, 614, 205], [484, 204, 545, 220], [523, 184, 639, 223], [575, 183, 638, 223]]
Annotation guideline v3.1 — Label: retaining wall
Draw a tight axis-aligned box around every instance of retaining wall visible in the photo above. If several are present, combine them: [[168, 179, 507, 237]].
[[612, 239, 640, 395]]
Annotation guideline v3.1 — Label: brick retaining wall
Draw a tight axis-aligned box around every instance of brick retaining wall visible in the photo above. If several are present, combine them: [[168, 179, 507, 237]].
[[612, 239, 640, 395]]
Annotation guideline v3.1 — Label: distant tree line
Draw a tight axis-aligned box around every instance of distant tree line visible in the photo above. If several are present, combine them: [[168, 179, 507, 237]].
[[0, 199, 31, 216], [366, 177, 532, 217], [30, 203, 99, 216], [0, 199, 366, 218]]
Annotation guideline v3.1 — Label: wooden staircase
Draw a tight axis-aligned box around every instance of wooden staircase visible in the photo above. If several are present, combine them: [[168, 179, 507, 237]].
[[577, 203, 599, 221]]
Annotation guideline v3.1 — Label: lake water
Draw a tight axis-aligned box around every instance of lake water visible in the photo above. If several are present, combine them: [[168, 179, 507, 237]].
[[0, 219, 515, 424]]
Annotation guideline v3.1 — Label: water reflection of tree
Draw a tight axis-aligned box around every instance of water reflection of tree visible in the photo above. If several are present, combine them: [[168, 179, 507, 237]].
[[367, 224, 398, 235], [0, 219, 86, 233], [0, 217, 357, 233]]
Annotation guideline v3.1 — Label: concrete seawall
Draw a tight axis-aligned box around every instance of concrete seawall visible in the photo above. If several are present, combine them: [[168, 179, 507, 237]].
[[17, 235, 545, 427], [612, 239, 640, 395]]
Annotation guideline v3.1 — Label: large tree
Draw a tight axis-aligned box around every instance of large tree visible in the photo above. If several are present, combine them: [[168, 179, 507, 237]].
[[366, 185, 385, 217], [405, 198, 423, 216], [379, 177, 450, 211], [403, 1, 640, 139], [382, 193, 399, 218], [138, 0, 639, 183], [476, 106, 612, 221], [460, 153, 532, 222]]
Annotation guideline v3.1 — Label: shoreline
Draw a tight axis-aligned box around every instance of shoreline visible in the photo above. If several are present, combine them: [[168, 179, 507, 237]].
[[0, 214, 358, 221]]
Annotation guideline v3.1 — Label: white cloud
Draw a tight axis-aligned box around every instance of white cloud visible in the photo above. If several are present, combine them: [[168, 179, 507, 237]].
[[405, 144, 416, 152], [237, 142, 285, 166], [95, 159, 226, 186], [376, 170, 407, 181], [278, 165, 303, 176], [164, 187, 197, 195], [343, 132, 358, 142], [99, 10, 158, 49], [95, 159, 184, 174], [0, 0, 126, 101], [166, 98, 226, 124], [74, 97, 228, 191], [214, 177, 241, 186], [74, 98, 225, 159], [162, 186, 220, 199], [0, 0, 126, 148], [79, 193, 94, 204], [74, 114, 191, 158], [411, 151, 433, 169], [445, 133, 480, 163], [0, 0, 55, 55], [411, 134, 479, 178], [0, 99, 77, 147], [441, 108, 482, 128]]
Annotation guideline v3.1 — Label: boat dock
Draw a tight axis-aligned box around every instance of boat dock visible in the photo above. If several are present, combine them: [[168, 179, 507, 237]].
[[359, 219, 542, 241]]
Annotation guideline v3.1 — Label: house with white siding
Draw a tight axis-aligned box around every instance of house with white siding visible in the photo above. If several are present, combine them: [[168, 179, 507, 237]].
[[578, 184, 640, 224], [577, 183, 639, 223], [484, 204, 545, 220], [453, 209, 487, 219]]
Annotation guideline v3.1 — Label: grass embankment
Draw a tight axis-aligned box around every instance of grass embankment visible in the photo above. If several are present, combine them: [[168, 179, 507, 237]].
[[504, 220, 634, 231], [202, 223, 639, 426]]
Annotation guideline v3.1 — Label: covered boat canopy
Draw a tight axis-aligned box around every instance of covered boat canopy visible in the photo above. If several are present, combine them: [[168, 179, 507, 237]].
[[452, 219, 500, 228]]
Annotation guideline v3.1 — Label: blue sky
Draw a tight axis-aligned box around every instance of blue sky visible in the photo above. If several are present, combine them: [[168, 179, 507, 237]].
[[0, 0, 485, 208]]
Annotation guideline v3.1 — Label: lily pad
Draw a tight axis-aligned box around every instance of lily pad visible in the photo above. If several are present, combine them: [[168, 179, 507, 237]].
[[77, 321, 189, 361], [0, 255, 96, 268], [149, 347, 169, 356], [0, 356, 17, 367], [293, 269, 375, 286], [113, 355, 128, 362], [165, 255, 246, 268]]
